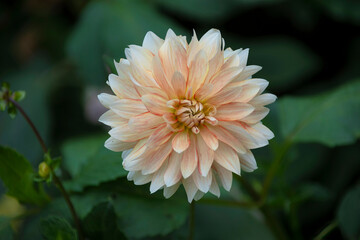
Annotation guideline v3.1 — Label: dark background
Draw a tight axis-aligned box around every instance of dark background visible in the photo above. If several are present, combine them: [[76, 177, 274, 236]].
[[1, 0, 360, 239]]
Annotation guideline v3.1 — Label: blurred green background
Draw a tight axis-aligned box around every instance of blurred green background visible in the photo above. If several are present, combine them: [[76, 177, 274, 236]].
[[1, 0, 360, 239]]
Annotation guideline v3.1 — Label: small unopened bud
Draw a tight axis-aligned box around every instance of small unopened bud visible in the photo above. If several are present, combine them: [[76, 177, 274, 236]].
[[38, 162, 50, 178]]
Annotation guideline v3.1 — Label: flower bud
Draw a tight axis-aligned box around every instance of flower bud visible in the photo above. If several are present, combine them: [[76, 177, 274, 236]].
[[38, 162, 50, 178]]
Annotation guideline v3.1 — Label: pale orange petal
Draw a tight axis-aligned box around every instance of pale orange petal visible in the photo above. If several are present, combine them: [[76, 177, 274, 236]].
[[181, 134, 198, 178], [141, 94, 169, 115], [216, 102, 254, 121], [214, 142, 240, 175], [128, 112, 164, 132], [164, 151, 182, 187], [187, 50, 209, 93], [171, 72, 186, 99], [199, 126, 219, 150], [196, 133, 214, 176], [241, 107, 269, 124], [172, 131, 190, 153], [109, 99, 147, 119], [207, 125, 246, 153], [142, 141, 173, 175], [146, 123, 173, 149]]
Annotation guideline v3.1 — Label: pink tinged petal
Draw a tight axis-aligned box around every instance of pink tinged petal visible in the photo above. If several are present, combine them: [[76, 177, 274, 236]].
[[204, 50, 224, 84], [238, 151, 257, 172], [208, 67, 243, 98], [163, 112, 177, 124], [236, 65, 262, 81], [207, 83, 243, 106], [109, 99, 147, 119], [128, 171, 152, 185], [238, 48, 249, 68], [233, 84, 260, 103], [194, 84, 214, 102], [142, 31, 164, 54], [199, 126, 219, 151], [241, 107, 270, 124], [109, 124, 153, 142], [192, 169, 212, 193], [198, 28, 222, 59], [172, 131, 190, 153], [219, 121, 262, 149], [182, 177, 198, 203], [152, 55, 176, 98], [159, 37, 188, 82], [108, 74, 140, 99], [213, 162, 233, 191], [214, 142, 240, 175], [216, 102, 254, 121], [128, 112, 164, 132], [196, 133, 214, 177], [171, 72, 186, 99], [164, 152, 182, 187], [165, 28, 177, 39], [250, 93, 277, 106], [98, 93, 118, 108], [146, 123, 173, 149], [251, 122, 274, 140], [194, 191, 205, 201], [123, 139, 148, 168], [187, 50, 209, 93], [141, 94, 169, 115], [181, 134, 198, 178], [187, 31, 200, 65], [99, 110, 127, 127], [104, 137, 136, 152], [221, 49, 241, 70], [142, 141, 173, 175], [163, 182, 180, 199], [207, 125, 246, 154], [150, 159, 168, 193], [209, 174, 220, 197]]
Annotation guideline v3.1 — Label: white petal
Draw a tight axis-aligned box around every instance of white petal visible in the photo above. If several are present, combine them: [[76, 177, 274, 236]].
[[183, 177, 198, 203], [238, 151, 257, 172], [150, 160, 168, 193], [192, 169, 212, 193], [213, 162, 233, 191], [214, 142, 240, 175], [163, 182, 180, 199], [142, 31, 164, 54], [164, 152, 182, 187], [98, 93, 118, 108], [104, 137, 136, 152]]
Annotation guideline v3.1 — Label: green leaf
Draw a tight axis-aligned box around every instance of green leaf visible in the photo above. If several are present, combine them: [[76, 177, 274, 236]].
[[40, 216, 77, 240], [0, 217, 13, 240], [7, 104, 16, 119], [113, 194, 188, 238], [338, 186, 360, 240], [0, 58, 51, 163], [0, 100, 6, 111], [66, 0, 186, 85], [195, 204, 275, 240], [278, 80, 360, 146], [62, 135, 127, 191], [0, 146, 49, 205], [83, 202, 126, 240], [12, 91, 26, 102]]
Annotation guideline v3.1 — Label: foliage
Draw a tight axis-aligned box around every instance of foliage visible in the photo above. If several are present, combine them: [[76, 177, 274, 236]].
[[0, 0, 360, 239]]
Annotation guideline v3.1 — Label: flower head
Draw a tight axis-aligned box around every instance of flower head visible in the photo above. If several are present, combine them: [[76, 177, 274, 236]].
[[98, 29, 276, 202]]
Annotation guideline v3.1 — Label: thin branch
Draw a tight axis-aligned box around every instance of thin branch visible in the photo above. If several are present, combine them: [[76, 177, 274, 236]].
[[7, 96, 84, 240], [7, 98, 48, 153], [314, 221, 338, 240]]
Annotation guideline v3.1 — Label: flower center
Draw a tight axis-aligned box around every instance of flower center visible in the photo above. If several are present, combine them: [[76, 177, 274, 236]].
[[166, 99, 218, 134]]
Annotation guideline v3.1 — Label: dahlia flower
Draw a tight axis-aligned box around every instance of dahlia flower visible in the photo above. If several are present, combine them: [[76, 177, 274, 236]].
[[98, 29, 276, 202]]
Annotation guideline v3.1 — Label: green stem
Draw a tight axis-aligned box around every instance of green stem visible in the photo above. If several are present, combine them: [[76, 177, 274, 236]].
[[188, 202, 195, 240], [314, 221, 338, 240], [236, 176, 288, 240], [8, 97, 84, 240], [262, 139, 292, 200]]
